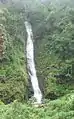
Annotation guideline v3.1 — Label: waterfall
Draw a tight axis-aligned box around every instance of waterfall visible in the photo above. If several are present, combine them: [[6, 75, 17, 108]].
[[25, 21, 42, 104]]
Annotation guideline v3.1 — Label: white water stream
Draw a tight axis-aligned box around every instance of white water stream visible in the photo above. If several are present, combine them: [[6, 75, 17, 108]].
[[25, 21, 42, 104]]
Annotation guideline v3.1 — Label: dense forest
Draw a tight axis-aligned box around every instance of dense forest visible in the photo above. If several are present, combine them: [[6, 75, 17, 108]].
[[0, 0, 74, 119]]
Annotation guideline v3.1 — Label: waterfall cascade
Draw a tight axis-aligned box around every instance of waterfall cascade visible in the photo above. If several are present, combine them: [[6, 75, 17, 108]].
[[25, 21, 42, 104]]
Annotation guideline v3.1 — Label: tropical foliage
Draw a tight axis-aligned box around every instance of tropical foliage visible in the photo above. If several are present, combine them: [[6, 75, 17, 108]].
[[0, 0, 74, 119]]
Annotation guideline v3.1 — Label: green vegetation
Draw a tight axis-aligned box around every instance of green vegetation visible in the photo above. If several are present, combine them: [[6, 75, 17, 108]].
[[28, 0, 74, 98], [0, 0, 74, 119], [0, 93, 74, 119], [0, 7, 28, 103]]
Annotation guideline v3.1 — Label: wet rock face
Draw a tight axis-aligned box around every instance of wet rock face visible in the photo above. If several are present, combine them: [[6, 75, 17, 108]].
[[0, 29, 4, 59]]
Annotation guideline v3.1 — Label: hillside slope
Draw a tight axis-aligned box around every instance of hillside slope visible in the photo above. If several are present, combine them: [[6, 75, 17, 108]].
[[0, 7, 28, 103]]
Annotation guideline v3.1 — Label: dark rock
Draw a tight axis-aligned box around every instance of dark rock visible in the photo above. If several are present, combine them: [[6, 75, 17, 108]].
[[45, 92, 58, 100]]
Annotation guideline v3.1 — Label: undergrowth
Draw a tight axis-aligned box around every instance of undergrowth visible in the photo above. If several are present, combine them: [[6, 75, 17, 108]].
[[0, 93, 74, 119]]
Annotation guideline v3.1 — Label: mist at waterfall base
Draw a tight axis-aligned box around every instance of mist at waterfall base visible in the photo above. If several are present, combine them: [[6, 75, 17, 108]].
[[25, 21, 42, 104]]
